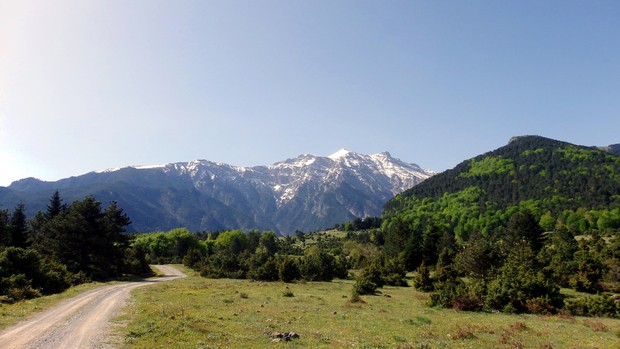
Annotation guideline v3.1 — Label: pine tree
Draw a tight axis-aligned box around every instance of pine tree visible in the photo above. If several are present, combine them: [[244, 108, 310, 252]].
[[45, 190, 66, 220], [8, 203, 29, 248]]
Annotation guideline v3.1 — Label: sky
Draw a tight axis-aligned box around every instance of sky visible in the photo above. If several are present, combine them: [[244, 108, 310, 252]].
[[1, 0, 619, 186]]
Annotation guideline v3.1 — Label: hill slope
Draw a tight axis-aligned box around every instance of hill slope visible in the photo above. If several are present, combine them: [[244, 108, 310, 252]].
[[383, 136, 620, 242], [388, 136, 620, 213]]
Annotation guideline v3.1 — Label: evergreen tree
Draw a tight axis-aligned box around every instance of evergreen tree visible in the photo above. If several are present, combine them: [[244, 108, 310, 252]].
[[45, 190, 66, 220], [8, 203, 29, 248], [0, 209, 8, 247], [504, 212, 544, 253]]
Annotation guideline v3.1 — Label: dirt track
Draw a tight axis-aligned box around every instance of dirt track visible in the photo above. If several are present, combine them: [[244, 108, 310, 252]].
[[0, 265, 185, 349]]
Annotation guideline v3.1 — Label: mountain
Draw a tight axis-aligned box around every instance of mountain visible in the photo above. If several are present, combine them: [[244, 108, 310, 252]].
[[601, 143, 620, 156], [382, 135, 620, 243], [0, 150, 433, 234]]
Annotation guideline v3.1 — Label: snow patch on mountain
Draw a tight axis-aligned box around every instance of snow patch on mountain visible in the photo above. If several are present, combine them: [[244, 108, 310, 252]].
[[329, 148, 352, 159]]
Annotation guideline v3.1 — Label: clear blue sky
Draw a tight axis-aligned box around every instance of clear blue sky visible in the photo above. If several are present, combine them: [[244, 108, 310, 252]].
[[1, 0, 619, 186]]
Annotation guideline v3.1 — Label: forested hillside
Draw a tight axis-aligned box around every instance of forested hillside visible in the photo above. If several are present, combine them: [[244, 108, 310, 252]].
[[378, 136, 620, 316], [389, 136, 620, 215]]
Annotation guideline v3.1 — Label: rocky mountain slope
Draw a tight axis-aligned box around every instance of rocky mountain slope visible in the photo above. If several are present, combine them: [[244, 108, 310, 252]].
[[1, 150, 433, 234]]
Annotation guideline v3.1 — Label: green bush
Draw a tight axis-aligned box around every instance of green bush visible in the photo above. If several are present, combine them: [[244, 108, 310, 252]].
[[412, 263, 434, 292], [485, 263, 563, 313], [0, 247, 71, 301], [353, 276, 378, 295], [564, 295, 620, 318], [299, 246, 335, 281], [277, 257, 300, 282], [429, 278, 484, 311]]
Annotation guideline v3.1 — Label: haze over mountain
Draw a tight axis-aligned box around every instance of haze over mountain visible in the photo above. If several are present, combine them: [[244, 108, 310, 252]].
[[0, 150, 433, 234]]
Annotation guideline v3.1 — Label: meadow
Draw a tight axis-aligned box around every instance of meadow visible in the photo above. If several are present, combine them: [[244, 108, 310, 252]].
[[114, 266, 620, 348]]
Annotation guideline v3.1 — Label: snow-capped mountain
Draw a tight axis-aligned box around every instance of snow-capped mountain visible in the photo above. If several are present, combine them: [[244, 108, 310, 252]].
[[2, 150, 433, 234]]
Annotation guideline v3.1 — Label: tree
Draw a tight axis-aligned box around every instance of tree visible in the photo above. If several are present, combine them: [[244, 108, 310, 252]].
[[45, 190, 66, 220], [454, 231, 499, 280], [485, 244, 563, 313], [45, 197, 130, 280], [299, 245, 335, 281], [0, 209, 8, 247], [215, 230, 248, 254], [259, 231, 279, 256], [8, 203, 29, 248], [277, 256, 300, 282], [504, 212, 544, 253]]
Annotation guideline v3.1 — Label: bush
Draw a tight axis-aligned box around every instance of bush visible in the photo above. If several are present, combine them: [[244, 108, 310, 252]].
[[0, 274, 41, 302], [277, 257, 300, 282], [353, 276, 379, 295], [299, 246, 335, 281], [381, 257, 408, 286], [429, 278, 484, 311], [0, 247, 71, 300], [485, 268, 563, 313], [38, 259, 71, 294], [412, 263, 434, 292], [484, 245, 563, 313], [124, 244, 153, 277], [564, 294, 620, 318], [247, 255, 278, 281], [182, 247, 206, 270]]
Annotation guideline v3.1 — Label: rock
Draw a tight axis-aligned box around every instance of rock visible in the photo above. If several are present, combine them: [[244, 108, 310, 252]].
[[270, 331, 300, 342]]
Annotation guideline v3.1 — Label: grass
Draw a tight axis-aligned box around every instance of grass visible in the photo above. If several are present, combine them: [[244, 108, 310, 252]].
[[116, 266, 620, 348]]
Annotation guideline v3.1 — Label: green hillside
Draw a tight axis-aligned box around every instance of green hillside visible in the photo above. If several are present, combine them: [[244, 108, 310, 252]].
[[384, 136, 620, 242], [378, 136, 619, 316]]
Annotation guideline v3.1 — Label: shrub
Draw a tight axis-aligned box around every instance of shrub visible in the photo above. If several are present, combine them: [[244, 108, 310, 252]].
[[0, 274, 41, 302], [299, 246, 335, 281], [247, 253, 278, 281], [382, 257, 408, 286], [277, 256, 300, 282], [0, 247, 71, 300], [182, 247, 205, 270], [124, 243, 153, 277], [430, 278, 485, 311], [412, 263, 434, 292], [484, 245, 563, 313], [353, 276, 378, 295], [38, 259, 71, 294], [564, 294, 620, 318]]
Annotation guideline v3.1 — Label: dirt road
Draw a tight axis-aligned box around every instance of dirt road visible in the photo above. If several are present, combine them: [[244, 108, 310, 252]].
[[0, 265, 185, 349]]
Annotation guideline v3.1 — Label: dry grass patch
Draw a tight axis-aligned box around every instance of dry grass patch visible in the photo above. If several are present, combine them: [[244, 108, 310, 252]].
[[451, 325, 476, 340], [582, 318, 608, 332]]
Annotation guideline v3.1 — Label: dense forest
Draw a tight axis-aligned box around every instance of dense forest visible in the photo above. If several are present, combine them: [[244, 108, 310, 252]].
[[379, 136, 620, 317], [0, 192, 151, 303]]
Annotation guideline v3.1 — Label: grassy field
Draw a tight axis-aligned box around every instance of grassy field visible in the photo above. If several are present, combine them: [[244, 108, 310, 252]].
[[115, 266, 620, 349]]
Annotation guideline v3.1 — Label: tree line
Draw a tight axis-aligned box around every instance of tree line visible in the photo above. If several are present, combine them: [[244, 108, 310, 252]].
[[0, 192, 151, 303]]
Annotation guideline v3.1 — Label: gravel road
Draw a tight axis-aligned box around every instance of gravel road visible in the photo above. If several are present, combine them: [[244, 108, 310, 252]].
[[0, 265, 185, 349]]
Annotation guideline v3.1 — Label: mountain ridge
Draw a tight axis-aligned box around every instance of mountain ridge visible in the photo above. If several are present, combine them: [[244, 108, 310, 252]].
[[2, 150, 433, 234]]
